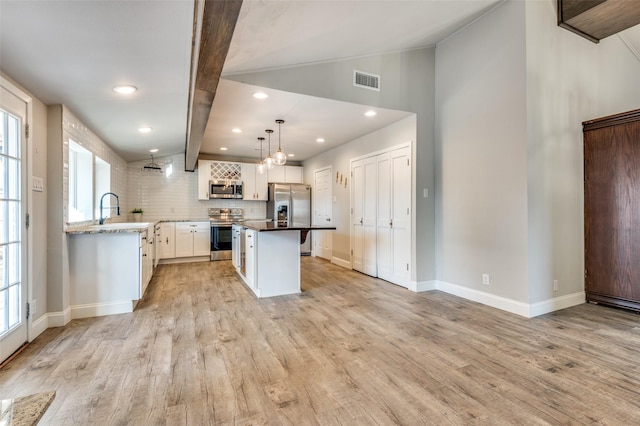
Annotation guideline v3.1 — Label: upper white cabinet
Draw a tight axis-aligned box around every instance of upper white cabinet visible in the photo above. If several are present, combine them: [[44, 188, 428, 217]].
[[268, 165, 303, 184], [175, 222, 210, 257], [198, 160, 212, 200], [242, 163, 268, 200], [197, 160, 243, 200]]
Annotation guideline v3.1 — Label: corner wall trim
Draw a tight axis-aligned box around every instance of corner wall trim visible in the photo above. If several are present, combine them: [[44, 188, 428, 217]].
[[529, 292, 586, 317], [409, 280, 437, 292], [436, 281, 585, 318], [331, 257, 351, 270], [29, 314, 49, 342]]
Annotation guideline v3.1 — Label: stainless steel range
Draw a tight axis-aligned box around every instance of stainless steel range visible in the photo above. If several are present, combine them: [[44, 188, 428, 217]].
[[209, 208, 244, 261]]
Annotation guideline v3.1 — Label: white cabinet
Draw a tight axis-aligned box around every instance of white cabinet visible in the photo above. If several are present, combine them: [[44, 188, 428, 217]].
[[244, 230, 257, 289], [157, 222, 176, 259], [175, 222, 210, 257], [268, 165, 303, 183], [242, 163, 268, 200], [141, 228, 153, 295], [198, 160, 212, 200]]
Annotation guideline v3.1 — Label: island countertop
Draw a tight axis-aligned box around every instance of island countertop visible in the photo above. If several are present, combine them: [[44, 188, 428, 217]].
[[238, 221, 336, 232]]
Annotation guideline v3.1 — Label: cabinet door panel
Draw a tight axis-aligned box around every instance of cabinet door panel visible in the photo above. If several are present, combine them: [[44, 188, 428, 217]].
[[193, 226, 211, 256], [175, 227, 194, 257]]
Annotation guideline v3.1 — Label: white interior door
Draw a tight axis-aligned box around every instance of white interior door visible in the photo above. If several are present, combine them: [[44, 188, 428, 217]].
[[0, 83, 28, 362], [313, 167, 332, 260]]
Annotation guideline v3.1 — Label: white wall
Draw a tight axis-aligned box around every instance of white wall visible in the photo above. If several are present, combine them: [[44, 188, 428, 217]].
[[525, 0, 640, 303], [435, 1, 530, 302], [47, 105, 128, 318], [303, 115, 417, 265], [436, 0, 640, 315], [1, 71, 48, 330], [127, 153, 267, 221]]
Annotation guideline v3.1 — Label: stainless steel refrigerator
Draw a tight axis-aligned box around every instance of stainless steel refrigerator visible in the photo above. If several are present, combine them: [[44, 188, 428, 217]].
[[267, 183, 312, 255]]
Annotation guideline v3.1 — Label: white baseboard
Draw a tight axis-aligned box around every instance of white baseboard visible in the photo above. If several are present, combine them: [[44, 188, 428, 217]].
[[29, 314, 49, 341], [409, 280, 437, 292], [437, 280, 531, 317], [70, 300, 134, 320], [331, 257, 351, 269], [158, 256, 210, 265], [47, 307, 72, 327], [436, 280, 585, 318], [529, 292, 586, 317]]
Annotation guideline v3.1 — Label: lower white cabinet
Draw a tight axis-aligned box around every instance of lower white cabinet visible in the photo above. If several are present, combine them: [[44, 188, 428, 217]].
[[175, 222, 210, 257], [68, 228, 153, 318], [157, 222, 176, 259], [244, 230, 257, 288], [232, 225, 242, 269]]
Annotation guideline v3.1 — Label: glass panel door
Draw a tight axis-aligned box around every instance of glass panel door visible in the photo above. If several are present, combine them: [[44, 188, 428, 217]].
[[0, 83, 28, 362]]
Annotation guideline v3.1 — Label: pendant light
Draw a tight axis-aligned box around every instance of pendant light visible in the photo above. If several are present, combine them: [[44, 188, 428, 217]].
[[264, 129, 274, 169], [273, 119, 287, 166], [257, 137, 266, 174]]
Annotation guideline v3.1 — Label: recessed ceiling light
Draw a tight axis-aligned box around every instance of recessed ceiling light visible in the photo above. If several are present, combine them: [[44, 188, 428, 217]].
[[253, 91, 269, 99], [149, 148, 159, 153], [288, 153, 295, 157], [220, 147, 228, 151], [232, 128, 242, 133], [316, 138, 325, 143], [364, 110, 377, 117], [113, 85, 137, 94], [138, 127, 152, 133]]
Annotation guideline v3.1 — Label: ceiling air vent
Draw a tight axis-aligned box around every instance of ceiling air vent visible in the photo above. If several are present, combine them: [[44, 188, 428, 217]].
[[353, 70, 380, 91]]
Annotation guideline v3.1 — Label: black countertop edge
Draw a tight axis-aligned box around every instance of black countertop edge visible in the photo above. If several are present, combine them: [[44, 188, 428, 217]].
[[238, 221, 336, 232]]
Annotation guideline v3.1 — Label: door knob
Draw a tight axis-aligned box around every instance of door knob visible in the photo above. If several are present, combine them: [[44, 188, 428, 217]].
[[360, 218, 363, 225], [326, 218, 331, 222]]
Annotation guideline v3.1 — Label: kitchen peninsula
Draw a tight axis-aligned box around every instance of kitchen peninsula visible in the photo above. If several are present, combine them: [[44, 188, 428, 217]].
[[232, 221, 336, 298]]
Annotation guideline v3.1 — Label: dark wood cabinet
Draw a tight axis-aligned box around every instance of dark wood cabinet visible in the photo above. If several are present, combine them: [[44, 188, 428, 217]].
[[584, 109, 640, 311]]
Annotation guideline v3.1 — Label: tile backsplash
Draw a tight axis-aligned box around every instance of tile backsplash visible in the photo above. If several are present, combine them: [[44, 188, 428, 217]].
[[127, 153, 267, 221]]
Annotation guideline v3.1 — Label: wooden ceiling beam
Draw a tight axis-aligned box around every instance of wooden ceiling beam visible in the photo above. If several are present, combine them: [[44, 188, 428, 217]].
[[558, 0, 640, 43], [185, 0, 243, 172]]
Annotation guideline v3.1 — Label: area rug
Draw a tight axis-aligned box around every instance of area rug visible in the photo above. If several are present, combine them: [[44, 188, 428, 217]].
[[0, 391, 55, 426]]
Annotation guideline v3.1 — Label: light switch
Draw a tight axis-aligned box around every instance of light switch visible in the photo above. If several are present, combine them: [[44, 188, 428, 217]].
[[33, 176, 44, 192], [423, 188, 428, 198]]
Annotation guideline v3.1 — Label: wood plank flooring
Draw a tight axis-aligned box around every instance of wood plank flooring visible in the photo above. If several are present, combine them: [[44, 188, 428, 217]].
[[2, 257, 640, 425]]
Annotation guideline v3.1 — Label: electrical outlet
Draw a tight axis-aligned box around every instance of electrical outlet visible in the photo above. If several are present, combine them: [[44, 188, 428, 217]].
[[482, 274, 490, 285], [553, 279, 558, 292]]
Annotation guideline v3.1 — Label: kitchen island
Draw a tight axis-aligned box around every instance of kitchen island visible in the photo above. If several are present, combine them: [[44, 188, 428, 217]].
[[233, 221, 336, 298]]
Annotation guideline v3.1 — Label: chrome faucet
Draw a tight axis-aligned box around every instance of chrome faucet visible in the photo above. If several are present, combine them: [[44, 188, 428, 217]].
[[99, 192, 120, 225]]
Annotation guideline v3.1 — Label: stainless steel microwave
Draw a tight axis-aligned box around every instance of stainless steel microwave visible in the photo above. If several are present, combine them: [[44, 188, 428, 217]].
[[209, 180, 243, 199]]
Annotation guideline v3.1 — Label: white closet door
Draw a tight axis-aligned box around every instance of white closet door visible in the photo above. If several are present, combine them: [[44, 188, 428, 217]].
[[351, 156, 377, 275], [376, 153, 392, 282], [390, 147, 411, 285]]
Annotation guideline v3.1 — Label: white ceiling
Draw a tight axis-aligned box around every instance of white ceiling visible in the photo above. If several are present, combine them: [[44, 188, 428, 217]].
[[1, 0, 639, 163], [201, 79, 413, 161]]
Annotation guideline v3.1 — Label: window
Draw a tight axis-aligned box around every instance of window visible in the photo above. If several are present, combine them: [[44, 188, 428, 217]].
[[68, 140, 93, 222], [94, 156, 110, 219]]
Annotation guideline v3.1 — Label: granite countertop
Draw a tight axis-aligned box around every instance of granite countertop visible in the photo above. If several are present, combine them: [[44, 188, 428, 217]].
[[65, 219, 210, 235], [239, 221, 336, 232], [66, 222, 156, 235]]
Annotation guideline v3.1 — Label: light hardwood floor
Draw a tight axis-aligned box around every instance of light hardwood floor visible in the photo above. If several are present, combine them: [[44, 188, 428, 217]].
[[2, 258, 640, 425]]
